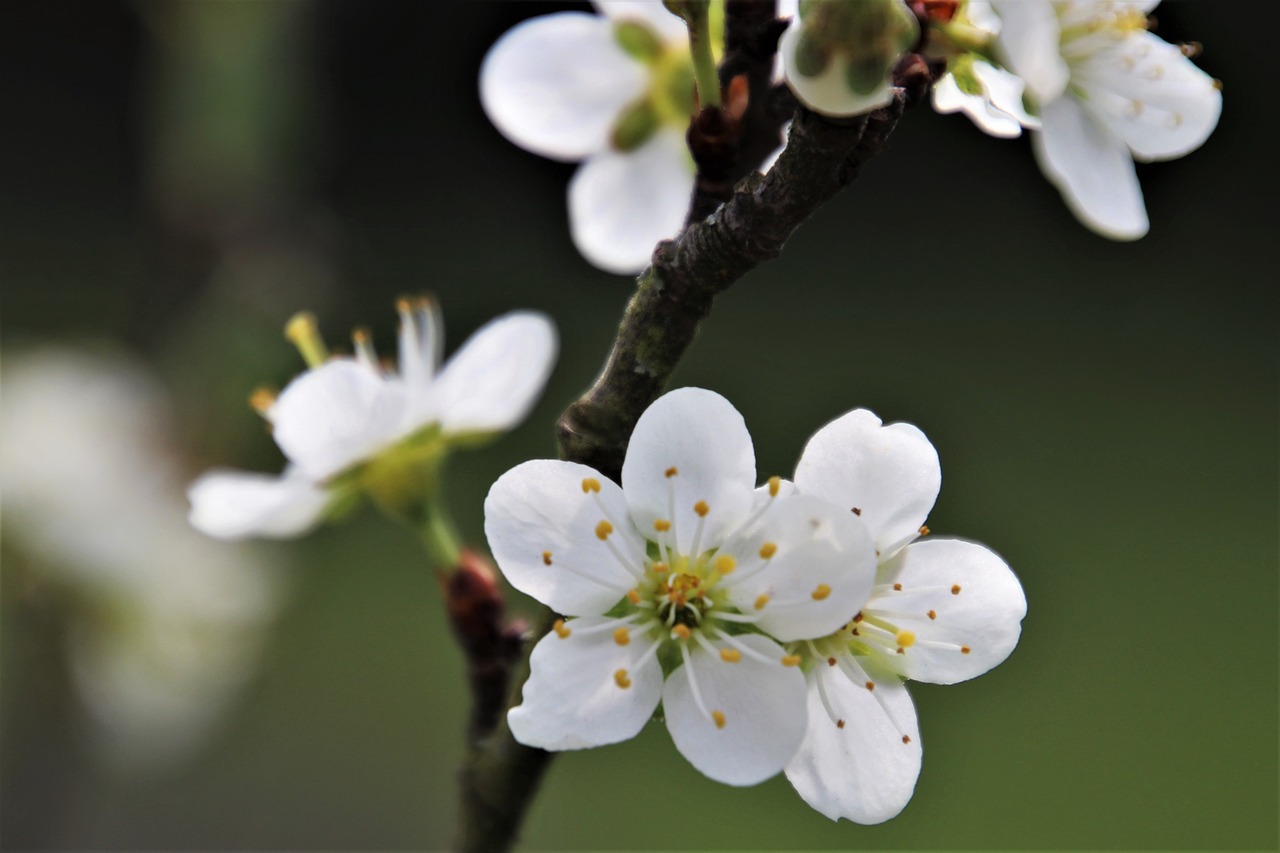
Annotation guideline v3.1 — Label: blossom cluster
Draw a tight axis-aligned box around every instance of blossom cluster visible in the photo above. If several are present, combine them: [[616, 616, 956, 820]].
[[483, 0, 1221, 274], [484, 387, 1026, 823]]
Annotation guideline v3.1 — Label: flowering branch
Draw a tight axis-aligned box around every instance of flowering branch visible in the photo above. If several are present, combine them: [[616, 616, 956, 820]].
[[453, 85, 908, 852]]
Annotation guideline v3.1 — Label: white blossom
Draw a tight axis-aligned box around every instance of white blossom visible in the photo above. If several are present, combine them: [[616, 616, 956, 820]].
[[784, 409, 1027, 823], [484, 388, 879, 785], [990, 0, 1222, 238], [930, 1, 1038, 138], [188, 300, 556, 539]]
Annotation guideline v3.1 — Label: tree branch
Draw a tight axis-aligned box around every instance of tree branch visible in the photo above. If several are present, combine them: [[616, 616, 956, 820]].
[[455, 55, 915, 853]]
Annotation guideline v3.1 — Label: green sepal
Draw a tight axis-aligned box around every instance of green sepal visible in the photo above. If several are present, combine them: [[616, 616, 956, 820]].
[[614, 20, 663, 63]]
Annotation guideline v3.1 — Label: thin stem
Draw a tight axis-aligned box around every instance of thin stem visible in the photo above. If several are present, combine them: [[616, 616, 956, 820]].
[[687, 6, 722, 109], [421, 495, 462, 568]]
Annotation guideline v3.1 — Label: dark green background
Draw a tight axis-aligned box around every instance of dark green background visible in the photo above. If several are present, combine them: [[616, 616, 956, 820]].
[[2, 2, 1275, 849]]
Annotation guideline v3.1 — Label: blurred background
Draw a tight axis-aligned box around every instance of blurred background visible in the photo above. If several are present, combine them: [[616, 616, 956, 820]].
[[2, 2, 1274, 850]]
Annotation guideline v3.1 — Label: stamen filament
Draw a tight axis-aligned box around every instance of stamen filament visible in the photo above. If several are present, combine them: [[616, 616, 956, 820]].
[[680, 643, 713, 722], [711, 629, 776, 665]]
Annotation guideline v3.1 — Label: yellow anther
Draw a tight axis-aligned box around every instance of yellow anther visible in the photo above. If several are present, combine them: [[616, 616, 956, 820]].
[[758, 542, 777, 559], [893, 583, 903, 591], [650, 561, 669, 574], [811, 584, 831, 601], [613, 627, 631, 646], [627, 589, 641, 604], [781, 654, 802, 667], [665, 466, 679, 478], [395, 296, 414, 314], [693, 500, 709, 517], [927, 609, 937, 620], [654, 519, 671, 532], [711, 710, 726, 729], [541, 551, 553, 566], [581, 477, 601, 494], [753, 594, 770, 611], [719, 648, 742, 663], [902, 735, 912, 744], [595, 520, 613, 540], [961, 645, 971, 655], [918, 525, 930, 536], [951, 584, 962, 595], [865, 681, 875, 691], [284, 311, 329, 368], [768, 476, 781, 497], [897, 631, 916, 648], [672, 624, 691, 640], [713, 555, 737, 575], [614, 668, 632, 689], [249, 387, 277, 416], [553, 619, 571, 639]]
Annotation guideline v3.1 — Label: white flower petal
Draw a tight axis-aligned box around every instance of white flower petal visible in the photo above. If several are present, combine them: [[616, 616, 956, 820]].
[[480, 12, 648, 161], [794, 409, 941, 560], [434, 312, 558, 436], [932, 71, 1024, 139], [872, 538, 1026, 684], [485, 459, 645, 616], [720, 494, 877, 642], [990, 0, 1069, 103], [975, 60, 1039, 129], [779, 21, 895, 118], [187, 468, 331, 540], [663, 636, 807, 785], [786, 658, 921, 824], [1033, 95, 1148, 240], [621, 387, 756, 557], [1077, 31, 1222, 163], [509, 616, 664, 750], [568, 129, 694, 275], [593, 0, 689, 44], [271, 359, 408, 480]]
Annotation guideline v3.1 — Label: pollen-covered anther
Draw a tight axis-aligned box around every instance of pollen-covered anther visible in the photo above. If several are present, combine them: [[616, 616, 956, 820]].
[[902, 735, 911, 744], [961, 645, 971, 655], [614, 668, 632, 689], [836, 719, 846, 729], [541, 551, 553, 566], [758, 542, 777, 559], [897, 631, 916, 648], [720, 648, 742, 663], [284, 310, 329, 368], [664, 466, 678, 478], [581, 477, 601, 494], [693, 500, 710, 517], [650, 561, 669, 574], [753, 594, 770, 610], [865, 681, 875, 691], [811, 584, 831, 601], [853, 612, 864, 623], [781, 654, 802, 667], [893, 583, 903, 591], [712, 710, 726, 729], [553, 619, 571, 639], [927, 609, 937, 620], [827, 657, 837, 667], [613, 627, 631, 646], [713, 555, 736, 575], [672, 624, 691, 640], [653, 519, 671, 532], [595, 520, 614, 540], [951, 584, 962, 595], [918, 525, 930, 536], [249, 386, 277, 416], [627, 589, 641, 604], [768, 475, 781, 497]]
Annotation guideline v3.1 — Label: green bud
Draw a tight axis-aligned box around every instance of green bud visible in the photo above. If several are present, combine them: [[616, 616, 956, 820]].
[[793, 31, 832, 78], [662, 0, 710, 24], [614, 20, 663, 63], [610, 97, 660, 151]]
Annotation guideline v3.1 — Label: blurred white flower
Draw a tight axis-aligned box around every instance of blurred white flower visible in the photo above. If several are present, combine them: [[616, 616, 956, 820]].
[[990, 0, 1222, 238], [1, 347, 283, 772], [481, 2, 702, 274], [783, 409, 1027, 824], [485, 388, 878, 785], [929, 1, 1038, 138], [188, 299, 556, 540]]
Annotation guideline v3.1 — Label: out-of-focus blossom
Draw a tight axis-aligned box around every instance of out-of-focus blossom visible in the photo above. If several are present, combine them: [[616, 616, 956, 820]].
[[188, 300, 556, 540], [1, 347, 283, 771]]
